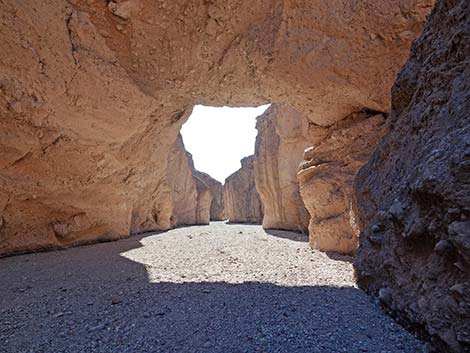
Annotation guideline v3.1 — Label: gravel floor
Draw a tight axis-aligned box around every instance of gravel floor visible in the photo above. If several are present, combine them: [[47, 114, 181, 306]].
[[0, 222, 425, 353]]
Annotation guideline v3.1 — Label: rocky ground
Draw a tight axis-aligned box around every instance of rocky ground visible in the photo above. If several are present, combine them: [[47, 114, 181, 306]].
[[0, 222, 425, 353]]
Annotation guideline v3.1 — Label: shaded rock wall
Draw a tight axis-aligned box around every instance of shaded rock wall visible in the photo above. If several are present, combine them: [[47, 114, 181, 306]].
[[353, 0, 469, 351], [254, 104, 310, 232], [194, 171, 225, 221], [167, 135, 199, 226], [0, 0, 431, 255], [167, 134, 211, 226], [224, 156, 263, 224], [298, 112, 388, 254]]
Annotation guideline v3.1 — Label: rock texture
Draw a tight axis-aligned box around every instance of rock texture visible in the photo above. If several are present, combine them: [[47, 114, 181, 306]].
[[353, 1, 469, 351], [167, 135, 211, 226], [0, 0, 432, 255], [254, 104, 310, 232], [195, 177, 212, 225], [298, 112, 388, 254], [224, 156, 263, 224], [194, 171, 225, 221]]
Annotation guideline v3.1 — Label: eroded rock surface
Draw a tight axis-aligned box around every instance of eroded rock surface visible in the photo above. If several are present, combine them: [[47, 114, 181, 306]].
[[354, 1, 469, 351], [0, 0, 432, 255], [194, 171, 225, 221], [298, 112, 388, 254], [224, 156, 263, 224], [167, 134, 211, 226], [254, 104, 310, 232]]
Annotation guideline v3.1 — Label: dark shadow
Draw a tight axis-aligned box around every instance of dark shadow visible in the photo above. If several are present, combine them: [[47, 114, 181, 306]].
[[225, 220, 262, 225], [325, 251, 354, 263], [264, 228, 309, 242], [0, 229, 422, 353]]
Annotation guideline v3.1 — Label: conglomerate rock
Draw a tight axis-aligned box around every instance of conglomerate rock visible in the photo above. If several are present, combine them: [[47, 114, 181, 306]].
[[254, 104, 310, 232], [0, 0, 432, 255], [297, 112, 388, 254], [224, 156, 263, 224], [353, 1, 469, 351], [194, 171, 225, 221]]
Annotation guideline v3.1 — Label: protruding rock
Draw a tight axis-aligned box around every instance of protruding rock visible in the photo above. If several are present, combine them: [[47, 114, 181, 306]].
[[297, 112, 388, 254], [378, 287, 393, 307], [224, 156, 263, 224], [434, 240, 454, 256]]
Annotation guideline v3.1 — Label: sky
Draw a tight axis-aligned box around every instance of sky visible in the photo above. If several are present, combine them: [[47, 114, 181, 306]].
[[180, 104, 270, 183]]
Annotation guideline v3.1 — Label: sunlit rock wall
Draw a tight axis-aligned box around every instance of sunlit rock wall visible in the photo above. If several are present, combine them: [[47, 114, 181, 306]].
[[254, 104, 310, 232]]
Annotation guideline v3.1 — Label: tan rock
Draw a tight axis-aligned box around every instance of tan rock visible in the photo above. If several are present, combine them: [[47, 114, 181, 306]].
[[0, 0, 432, 255], [224, 156, 263, 224], [297, 112, 388, 254], [194, 171, 225, 221], [254, 104, 310, 232], [167, 135, 199, 226], [167, 134, 213, 226], [194, 177, 212, 225]]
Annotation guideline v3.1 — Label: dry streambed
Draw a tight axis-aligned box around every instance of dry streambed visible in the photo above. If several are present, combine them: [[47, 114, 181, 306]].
[[0, 222, 425, 353]]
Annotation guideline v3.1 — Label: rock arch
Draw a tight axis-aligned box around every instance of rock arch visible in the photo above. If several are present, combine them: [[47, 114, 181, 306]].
[[0, 0, 432, 255]]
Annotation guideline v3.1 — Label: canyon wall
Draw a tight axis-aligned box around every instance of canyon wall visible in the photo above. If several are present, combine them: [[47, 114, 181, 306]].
[[167, 135, 211, 226], [194, 171, 225, 221], [194, 177, 212, 225], [354, 0, 469, 351], [254, 104, 310, 232], [0, 0, 431, 255], [224, 156, 263, 224], [297, 112, 388, 254]]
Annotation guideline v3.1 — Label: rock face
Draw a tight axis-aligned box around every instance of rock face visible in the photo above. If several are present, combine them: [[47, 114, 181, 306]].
[[194, 177, 212, 225], [194, 171, 225, 221], [167, 135, 211, 226], [224, 156, 263, 224], [297, 112, 388, 254], [353, 1, 469, 351], [0, 0, 431, 255], [254, 104, 310, 232]]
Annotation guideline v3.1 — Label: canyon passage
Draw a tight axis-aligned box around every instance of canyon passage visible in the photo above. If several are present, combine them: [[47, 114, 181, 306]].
[[1, 0, 469, 352]]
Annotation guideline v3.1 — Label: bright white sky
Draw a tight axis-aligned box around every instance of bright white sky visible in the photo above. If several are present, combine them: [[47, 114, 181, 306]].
[[181, 104, 270, 183]]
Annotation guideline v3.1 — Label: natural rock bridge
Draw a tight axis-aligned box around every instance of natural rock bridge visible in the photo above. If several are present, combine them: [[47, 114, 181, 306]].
[[0, 0, 468, 352]]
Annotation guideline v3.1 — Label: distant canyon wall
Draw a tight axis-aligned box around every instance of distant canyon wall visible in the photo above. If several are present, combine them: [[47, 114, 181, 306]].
[[167, 134, 225, 227], [194, 171, 225, 221], [224, 156, 263, 224]]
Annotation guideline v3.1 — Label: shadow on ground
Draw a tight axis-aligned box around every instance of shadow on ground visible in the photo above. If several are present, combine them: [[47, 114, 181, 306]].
[[0, 229, 422, 353], [264, 228, 308, 242]]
